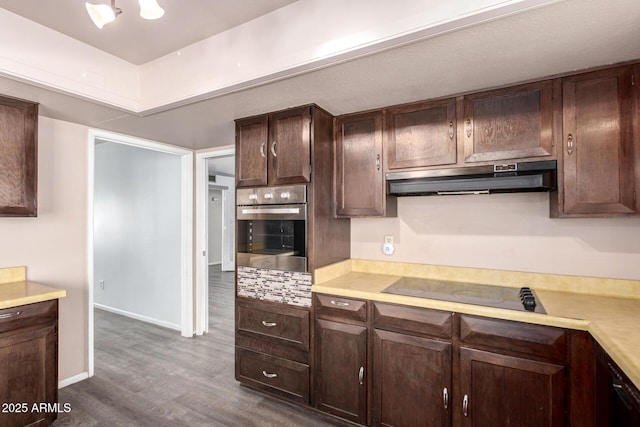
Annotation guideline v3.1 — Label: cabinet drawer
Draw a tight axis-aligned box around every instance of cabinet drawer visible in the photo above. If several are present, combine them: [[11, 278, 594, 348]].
[[313, 294, 367, 323], [0, 300, 57, 334], [236, 347, 309, 404], [460, 315, 566, 361], [373, 302, 452, 339], [236, 299, 309, 351]]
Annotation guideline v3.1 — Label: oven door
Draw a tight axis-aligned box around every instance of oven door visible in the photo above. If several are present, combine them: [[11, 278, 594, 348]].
[[236, 204, 307, 272]]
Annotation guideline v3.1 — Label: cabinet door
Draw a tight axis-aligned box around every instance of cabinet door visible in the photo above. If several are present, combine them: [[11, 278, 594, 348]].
[[315, 319, 368, 425], [0, 324, 57, 427], [561, 65, 637, 215], [236, 115, 269, 187], [463, 80, 554, 163], [459, 347, 565, 427], [373, 329, 451, 427], [0, 96, 38, 217], [335, 111, 386, 216], [268, 106, 311, 185], [387, 98, 457, 169]]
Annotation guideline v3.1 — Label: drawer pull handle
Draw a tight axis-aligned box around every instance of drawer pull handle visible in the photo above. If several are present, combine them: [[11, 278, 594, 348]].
[[0, 311, 22, 320], [262, 371, 277, 379], [463, 394, 469, 417], [261, 321, 277, 327], [330, 300, 350, 307], [443, 387, 449, 409], [358, 366, 364, 385]]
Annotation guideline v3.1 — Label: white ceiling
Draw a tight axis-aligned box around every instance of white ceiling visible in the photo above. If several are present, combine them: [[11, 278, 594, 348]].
[[0, 0, 639, 150], [0, 0, 297, 65]]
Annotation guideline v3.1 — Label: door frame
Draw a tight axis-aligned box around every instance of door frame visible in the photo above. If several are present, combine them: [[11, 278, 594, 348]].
[[87, 129, 194, 376], [195, 146, 235, 335]]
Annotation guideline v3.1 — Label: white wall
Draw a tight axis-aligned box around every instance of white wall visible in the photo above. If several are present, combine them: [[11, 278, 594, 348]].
[[351, 193, 640, 282], [0, 116, 88, 383], [208, 174, 235, 271], [208, 189, 223, 265], [93, 142, 182, 329]]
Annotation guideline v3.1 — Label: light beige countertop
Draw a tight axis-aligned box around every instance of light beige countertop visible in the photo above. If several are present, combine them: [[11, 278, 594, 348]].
[[0, 266, 67, 310], [313, 259, 640, 390]]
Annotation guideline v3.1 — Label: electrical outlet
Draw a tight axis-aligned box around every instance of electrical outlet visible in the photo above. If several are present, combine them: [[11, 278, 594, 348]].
[[99, 280, 105, 290], [384, 235, 393, 245]]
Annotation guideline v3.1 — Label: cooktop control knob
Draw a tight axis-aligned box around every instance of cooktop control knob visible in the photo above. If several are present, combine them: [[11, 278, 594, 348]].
[[280, 192, 290, 199], [263, 193, 273, 199], [519, 287, 537, 312]]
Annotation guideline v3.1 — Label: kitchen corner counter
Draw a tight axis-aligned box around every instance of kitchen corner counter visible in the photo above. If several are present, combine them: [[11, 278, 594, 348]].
[[312, 259, 640, 390], [0, 266, 67, 309]]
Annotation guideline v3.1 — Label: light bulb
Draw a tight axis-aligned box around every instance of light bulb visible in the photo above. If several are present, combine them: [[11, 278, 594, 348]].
[[139, 0, 165, 20], [85, 2, 117, 29]]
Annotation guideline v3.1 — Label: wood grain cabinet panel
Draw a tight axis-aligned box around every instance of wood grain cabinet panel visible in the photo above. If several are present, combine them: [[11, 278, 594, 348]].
[[386, 98, 457, 169], [459, 314, 566, 362], [235, 106, 312, 187], [0, 95, 38, 217], [236, 347, 310, 404], [335, 110, 396, 217], [373, 301, 452, 339], [313, 293, 367, 324], [373, 329, 451, 427], [559, 65, 638, 216], [459, 347, 565, 427], [463, 80, 554, 163], [0, 301, 58, 427], [315, 318, 368, 425]]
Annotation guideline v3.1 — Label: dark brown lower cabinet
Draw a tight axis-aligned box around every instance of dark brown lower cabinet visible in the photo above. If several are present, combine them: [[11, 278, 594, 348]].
[[234, 298, 311, 403], [0, 300, 58, 427], [314, 318, 368, 425], [595, 343, 640, 427], [373, 329, 451, 427], [459, 347, 565, 427]]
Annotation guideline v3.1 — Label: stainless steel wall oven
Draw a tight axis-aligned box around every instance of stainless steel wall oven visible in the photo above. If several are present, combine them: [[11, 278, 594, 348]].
[[236, 185, 307, 272]]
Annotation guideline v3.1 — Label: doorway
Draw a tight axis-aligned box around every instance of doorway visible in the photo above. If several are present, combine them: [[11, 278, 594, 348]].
[[195, 146, 235, 335], [87, 129, 193, 376]]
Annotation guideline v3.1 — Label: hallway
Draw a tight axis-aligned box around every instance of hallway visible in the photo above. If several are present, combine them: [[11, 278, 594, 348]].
[[54, 266, 344, 426]]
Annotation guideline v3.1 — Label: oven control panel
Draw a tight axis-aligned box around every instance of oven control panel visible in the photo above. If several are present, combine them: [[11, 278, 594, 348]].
[[237, 185, 307, 205]]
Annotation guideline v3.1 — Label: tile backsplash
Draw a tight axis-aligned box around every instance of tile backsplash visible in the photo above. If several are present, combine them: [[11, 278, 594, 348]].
[[237, 266, 312, 307]]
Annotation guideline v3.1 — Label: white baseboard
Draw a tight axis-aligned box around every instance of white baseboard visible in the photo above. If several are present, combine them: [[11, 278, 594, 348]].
[[59, 371, 90, 389], [94, 303, 181, 331]]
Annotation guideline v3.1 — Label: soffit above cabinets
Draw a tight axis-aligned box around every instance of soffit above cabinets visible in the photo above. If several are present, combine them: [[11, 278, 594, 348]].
[[0, 0, 638, 149]]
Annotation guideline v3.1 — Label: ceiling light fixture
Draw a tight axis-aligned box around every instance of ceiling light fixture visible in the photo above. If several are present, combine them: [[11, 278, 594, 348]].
[[85, 0, 165, 29]]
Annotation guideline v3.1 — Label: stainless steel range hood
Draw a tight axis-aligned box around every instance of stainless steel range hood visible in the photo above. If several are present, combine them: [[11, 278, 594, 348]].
[[386, 160, 556, 196]]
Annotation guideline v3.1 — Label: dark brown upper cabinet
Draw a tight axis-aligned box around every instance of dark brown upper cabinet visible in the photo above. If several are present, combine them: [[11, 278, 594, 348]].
[[462, 80, 554, 163], [0, 95, 38, 217], [335, 110, 396, 217], [386, 97, 457, 170], [236, 105, 311, 187], [554, 64, 639, 217]]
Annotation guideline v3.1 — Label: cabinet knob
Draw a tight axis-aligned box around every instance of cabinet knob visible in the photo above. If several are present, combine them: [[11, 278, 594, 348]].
[[261, 321, 277, 327], [358, 366, 364, 385], [262, 371, 278, 379], [465, 118, 472, 138], [271, 141, 277, 157], [376, 154, 381, 171], [567, 133, 575, 155], [463, 394, 469, 417], [443, 387, 449, 409], [449, 121, 454, 140], [0, 310, 21, 320], [330, 300, 350, 307], [260, 142, 266, 158]]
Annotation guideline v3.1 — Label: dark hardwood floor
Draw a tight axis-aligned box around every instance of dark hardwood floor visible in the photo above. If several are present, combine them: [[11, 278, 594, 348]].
[[53, 265, 345, 427]]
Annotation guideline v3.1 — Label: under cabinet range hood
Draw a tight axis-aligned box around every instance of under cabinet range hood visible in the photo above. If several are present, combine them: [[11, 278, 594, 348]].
[[386, 160, 557, 196]]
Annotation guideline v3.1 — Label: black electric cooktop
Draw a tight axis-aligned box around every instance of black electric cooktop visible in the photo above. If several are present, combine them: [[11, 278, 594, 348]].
[[382, 277, 546, 314]]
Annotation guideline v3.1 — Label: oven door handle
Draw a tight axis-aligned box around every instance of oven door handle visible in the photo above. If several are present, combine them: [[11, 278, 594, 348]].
[[240, 208, 301, 215]]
